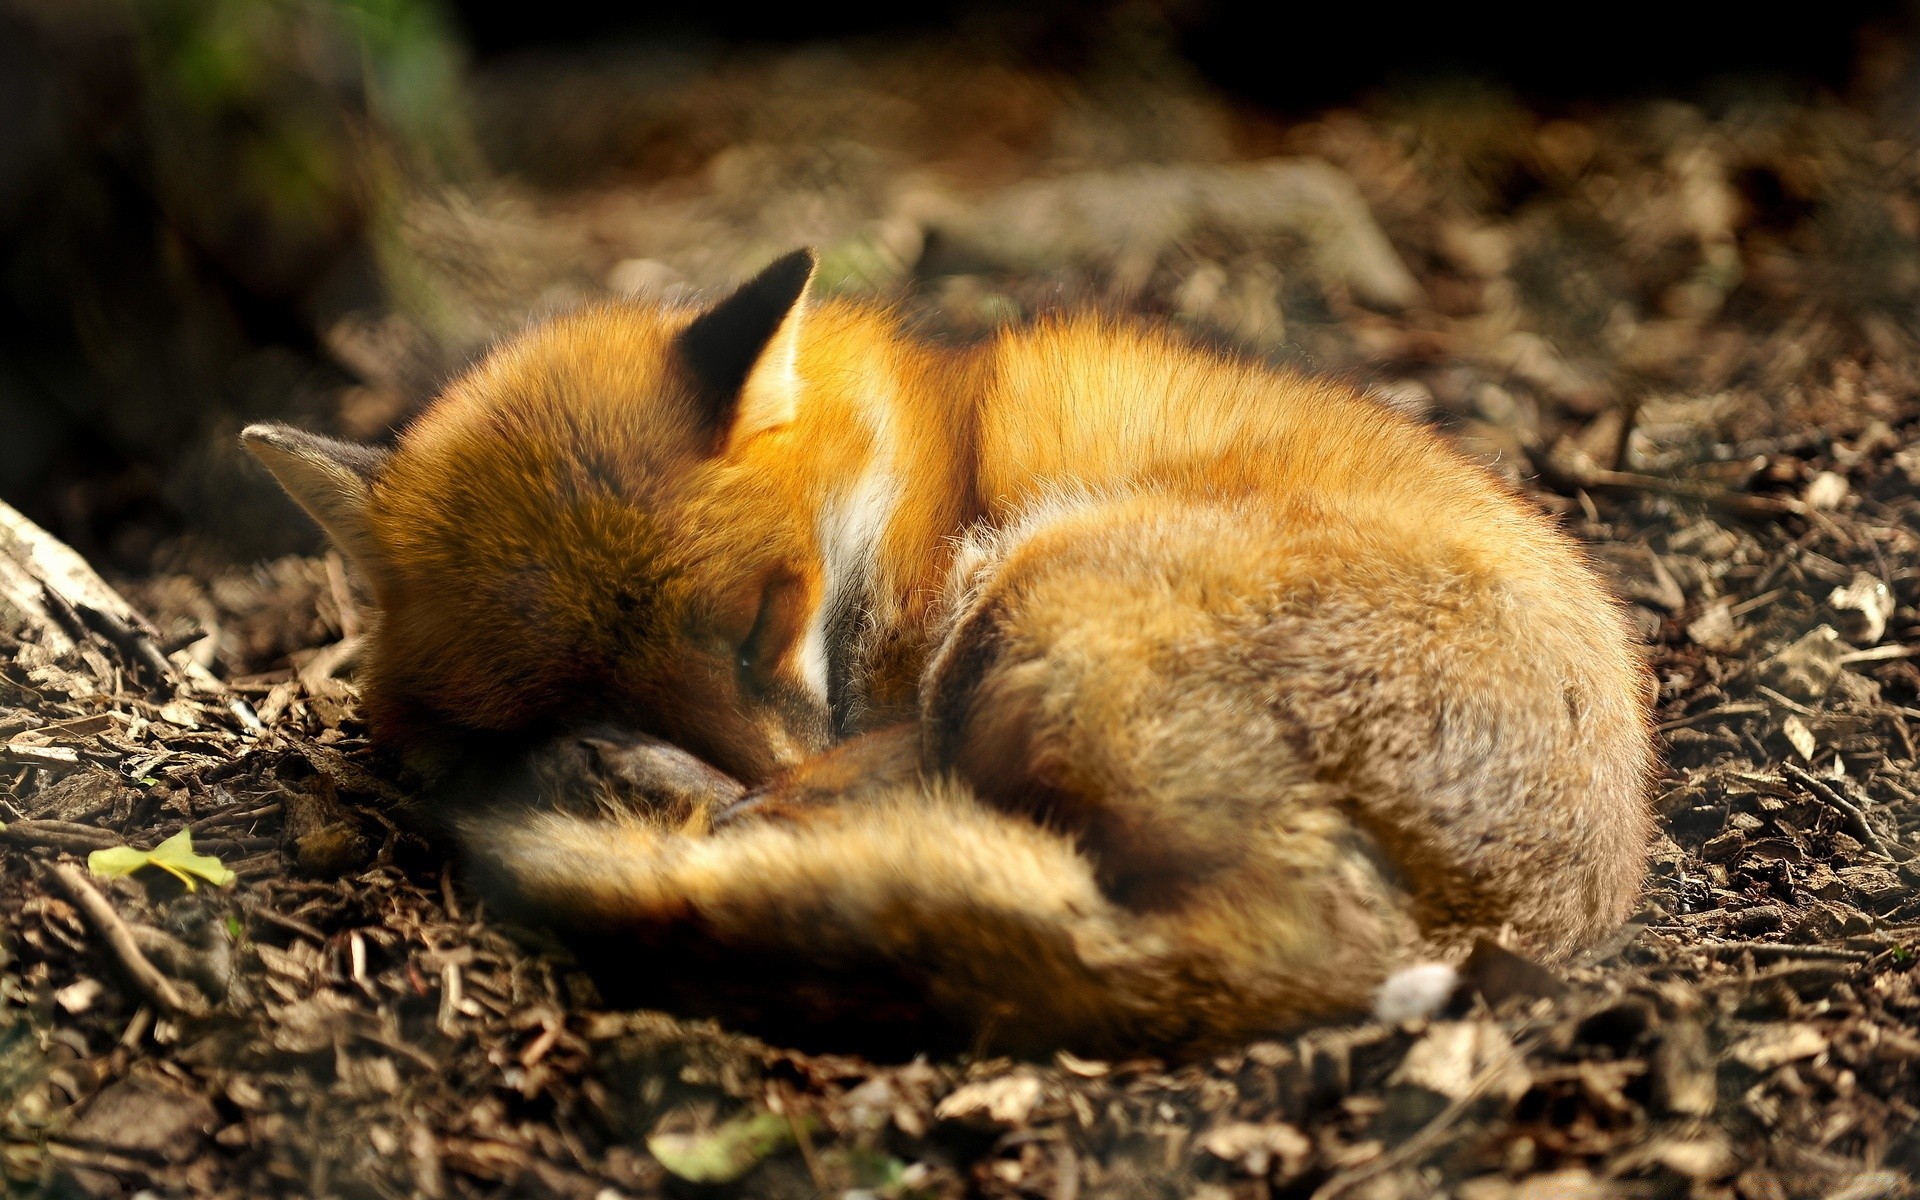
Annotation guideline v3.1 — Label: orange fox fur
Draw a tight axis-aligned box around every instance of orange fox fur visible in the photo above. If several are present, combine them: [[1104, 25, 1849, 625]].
[[244, 249, 1655, 1056]]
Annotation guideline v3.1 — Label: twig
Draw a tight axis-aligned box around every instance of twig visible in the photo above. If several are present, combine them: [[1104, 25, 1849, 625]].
[[1756, 686, 1820, 718], [1838, 644, 1915, 665], [297, 636, 362, 693], [1752, 528, 1823, 594], [245, 900, 328, 945], [324, 551, 362, 640], [780, 1087, 828, 1196], [1530, 450, 1804, 522], [43, 862, 205, 1017], [1656, 702, 1767, 733], [1052, 1137, 1081, 1200], [1690, 940, 1871, 963], [75, 602, 177, 696], [185, 800, 282, 835], [1310, 1036, 1537, 1200], [350, 931, 377, 999], [129, 924, 232, 1002], [119, 1004, 152, 1048], [43, 1142, 156, 1184], [1729, 588, 1785, 617], [1781, 762, 1891, 858], [359, 1028, 441, 1071], [0, 820, 124, 853], [0, 743, 82, 769], [35, 582, 92, 647]]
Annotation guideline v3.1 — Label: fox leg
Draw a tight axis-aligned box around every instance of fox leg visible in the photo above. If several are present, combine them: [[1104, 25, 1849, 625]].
[[922, 495, 1336, 905], [425, 724, 744, 839], [712, 723, 924, 826], [922, 492, 1649, 956]]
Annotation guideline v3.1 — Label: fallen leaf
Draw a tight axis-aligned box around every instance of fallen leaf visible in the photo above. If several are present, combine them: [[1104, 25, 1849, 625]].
[[65, 1078, 217, 1163], [88, 828, 235, 891], [1391, 1021, 1532, 1102], [934, 1074, 1043, 1126], [1055, 1050, 1110, 1077], [1729, 1023, 1827, 1072], [1196, 1121, 1312, 1178], [1828, 573, 1894, 645], [53, 978, 103, 1014], [1782, 714, 1817, 761], [1650, 1020, 1716, 1116], [1649, 1136, 1736, 1180], [647, 1111, 795, 1184], [1761, 625, 1844, 701], [1687, 600, 1742, 652]]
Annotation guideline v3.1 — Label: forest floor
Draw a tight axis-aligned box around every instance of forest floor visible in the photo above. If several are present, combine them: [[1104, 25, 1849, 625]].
[[5, 35, 1920, 1200]]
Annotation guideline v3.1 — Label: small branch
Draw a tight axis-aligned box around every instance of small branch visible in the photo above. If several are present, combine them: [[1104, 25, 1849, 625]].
[[1, 819, 123, 852], [297, 636, 362, 693], [1781, 762, 1891, 858], [184, 800, 282, 835], [1528, 448, 1804, 522], [43, 1142, 156, 1185], [324, 551, 362, 640], [1584, 467, 1805, 519], [43, 862, 206, 1017], [1756, 686, 1820, 718], [75, 602, 177, 696], [1690, 940, 1871, 963], [129, 924, 235, 1003], [244, 898, 327, 945], [1311, 1037, 1538, 1200], [1656, 702, 1767, 733], [0, 743, 82, 769]]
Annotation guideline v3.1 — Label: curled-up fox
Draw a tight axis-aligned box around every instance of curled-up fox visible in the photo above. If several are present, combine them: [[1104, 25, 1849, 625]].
[[245, 249, 1654, 1056]]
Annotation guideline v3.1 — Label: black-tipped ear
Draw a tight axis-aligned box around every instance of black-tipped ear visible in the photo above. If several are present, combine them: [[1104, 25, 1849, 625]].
[[241, 424, 389, 581], [676, 249, 816, 448]]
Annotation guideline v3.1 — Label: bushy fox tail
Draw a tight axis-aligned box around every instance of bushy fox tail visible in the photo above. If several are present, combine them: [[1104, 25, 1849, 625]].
[[459, 781, 1424, 1057]]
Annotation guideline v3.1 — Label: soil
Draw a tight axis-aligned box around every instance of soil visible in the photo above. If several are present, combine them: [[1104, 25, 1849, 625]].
[[5, 35, 1920, 1200]]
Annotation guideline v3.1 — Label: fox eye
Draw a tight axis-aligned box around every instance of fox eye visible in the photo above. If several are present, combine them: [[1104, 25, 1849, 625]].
[[736, 574, 809, 692]]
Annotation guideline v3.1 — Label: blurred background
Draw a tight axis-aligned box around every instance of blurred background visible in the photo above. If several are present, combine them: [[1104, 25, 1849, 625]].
[[5, 0, 1920, 646]]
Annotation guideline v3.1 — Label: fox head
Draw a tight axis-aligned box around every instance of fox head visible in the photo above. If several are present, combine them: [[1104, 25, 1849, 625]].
[[244, 250, 852, 783]]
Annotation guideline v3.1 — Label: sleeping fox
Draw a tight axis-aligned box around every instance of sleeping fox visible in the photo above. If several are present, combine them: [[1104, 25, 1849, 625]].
[[244, 249, 1654, 1055]]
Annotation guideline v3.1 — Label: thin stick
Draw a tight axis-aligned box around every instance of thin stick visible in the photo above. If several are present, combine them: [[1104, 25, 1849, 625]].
[[44, 862, 204, 1017], [325, 551, 362, 640], [1656, 702, 1767, 733], [1531, 452, 1804, 522], [0, 744, 81, 769], [246, 902, 328, 945], [0, 819, 123, 851], [780, 1087, 827, 1196], [1691, 941, 1870, 963], [1310, 1039, 1534, 1200], [1781, 762, 1891, 858]]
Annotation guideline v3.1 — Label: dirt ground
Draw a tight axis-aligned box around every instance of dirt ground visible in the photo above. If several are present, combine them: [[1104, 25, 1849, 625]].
[[5, 34, 1920, 1200]]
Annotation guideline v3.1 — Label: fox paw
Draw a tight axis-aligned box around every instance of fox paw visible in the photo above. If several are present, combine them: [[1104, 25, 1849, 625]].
[[525, 725, 745, 826]]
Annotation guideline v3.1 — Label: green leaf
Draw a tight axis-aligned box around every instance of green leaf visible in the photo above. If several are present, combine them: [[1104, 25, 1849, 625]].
[[646, 1111, 799, 1184], [88, 829, 236, 892]]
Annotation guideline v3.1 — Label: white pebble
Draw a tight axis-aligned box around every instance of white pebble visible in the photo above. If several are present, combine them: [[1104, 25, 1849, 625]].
[[1373, 962, 1460, 1023]]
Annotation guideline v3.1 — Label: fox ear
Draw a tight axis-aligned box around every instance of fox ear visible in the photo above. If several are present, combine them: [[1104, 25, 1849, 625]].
[[676, 248, 816, 451], [242, 424, 389, 582]]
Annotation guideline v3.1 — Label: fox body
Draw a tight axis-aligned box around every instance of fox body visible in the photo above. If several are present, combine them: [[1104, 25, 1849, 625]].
[[246, 250, 1654, 1055]]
